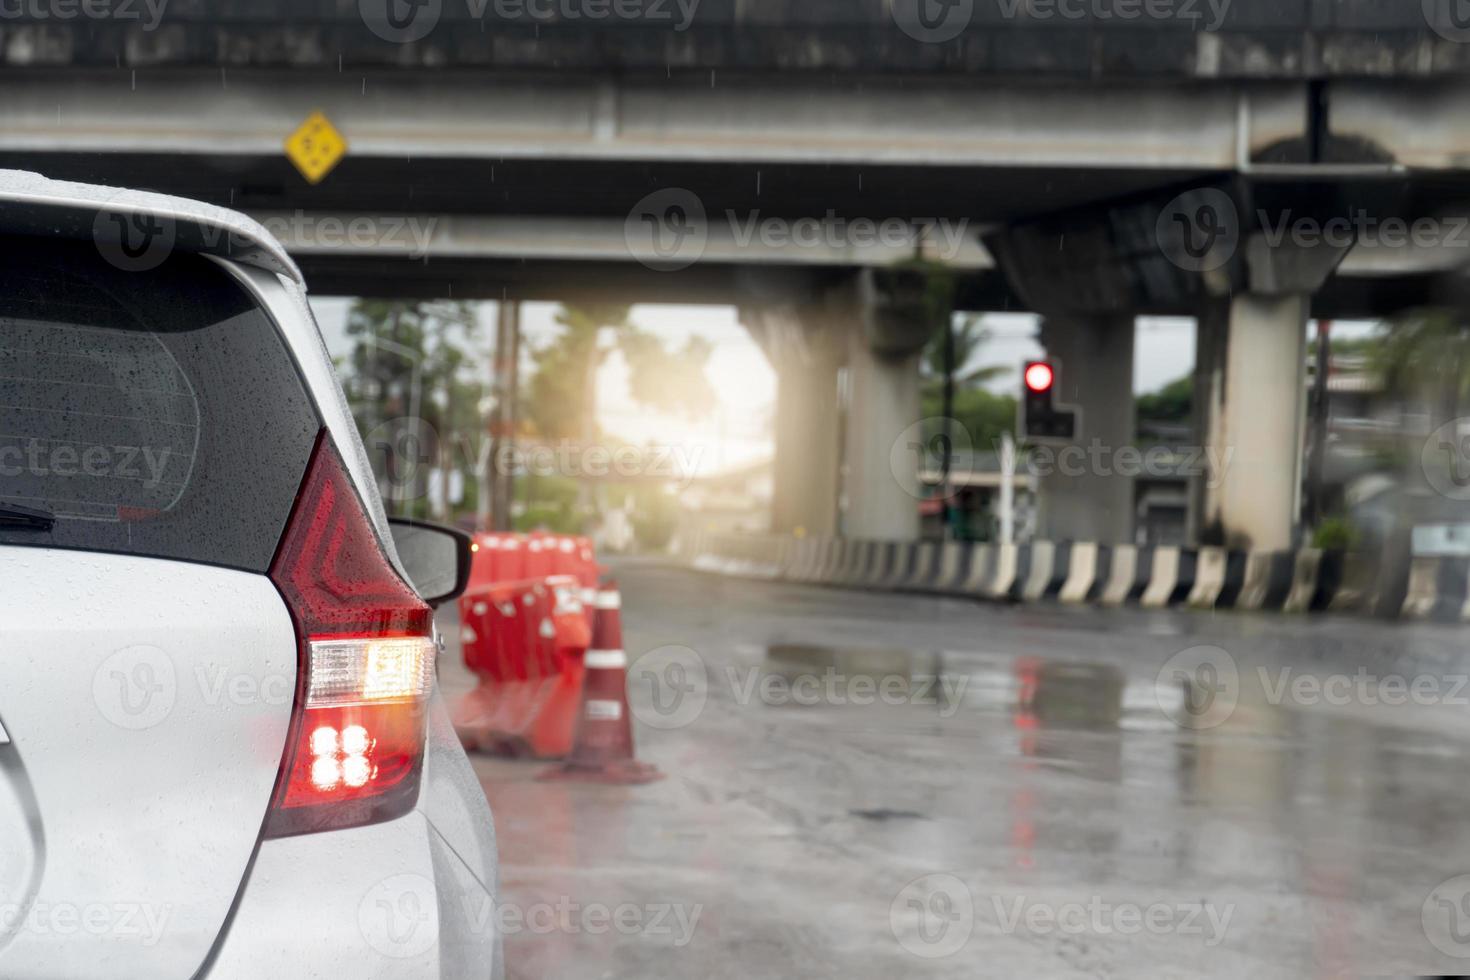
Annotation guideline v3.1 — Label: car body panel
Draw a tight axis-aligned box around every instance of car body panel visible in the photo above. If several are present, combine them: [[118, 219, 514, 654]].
[[0, 548, 296, 979], [201, 810, 499, 979]]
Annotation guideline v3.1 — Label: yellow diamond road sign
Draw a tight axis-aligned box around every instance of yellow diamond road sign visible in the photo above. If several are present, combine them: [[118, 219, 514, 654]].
[[284, 111, 346, 185]]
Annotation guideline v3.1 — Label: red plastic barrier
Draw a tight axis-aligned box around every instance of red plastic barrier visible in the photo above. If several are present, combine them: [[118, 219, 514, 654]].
[[451, 534, 602, 759]]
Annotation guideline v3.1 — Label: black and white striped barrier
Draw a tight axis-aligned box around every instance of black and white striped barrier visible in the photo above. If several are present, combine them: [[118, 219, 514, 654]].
[[1402, 556, 1470, 621], [685, 534, 1413, 619]]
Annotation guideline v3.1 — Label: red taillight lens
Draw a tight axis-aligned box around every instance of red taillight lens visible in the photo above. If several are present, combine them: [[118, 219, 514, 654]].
[[264, 433, 436, 838]]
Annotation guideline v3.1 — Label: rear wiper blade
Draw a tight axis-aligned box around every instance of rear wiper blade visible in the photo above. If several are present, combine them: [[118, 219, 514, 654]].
[[0, 502, 55, 531]]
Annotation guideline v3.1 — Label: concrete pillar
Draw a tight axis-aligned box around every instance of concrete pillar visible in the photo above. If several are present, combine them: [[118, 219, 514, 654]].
[[1035, 314, 1136, 544], [772, 353, 841, 536], [1192, 228, 1349, 551], [747, 267, 944, 544], [1205, 293, 1309, 551], [1188, 302, 1228, 545], [844, 332, 923, 541], [739, 276, 846, 538]]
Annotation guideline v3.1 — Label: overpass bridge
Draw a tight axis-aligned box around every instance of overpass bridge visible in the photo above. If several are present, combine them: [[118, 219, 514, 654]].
[[5, 3, 1470, 550]]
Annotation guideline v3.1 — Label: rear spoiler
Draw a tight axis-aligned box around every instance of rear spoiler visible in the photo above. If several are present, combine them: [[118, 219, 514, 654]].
[[0, 169, 304, 284]]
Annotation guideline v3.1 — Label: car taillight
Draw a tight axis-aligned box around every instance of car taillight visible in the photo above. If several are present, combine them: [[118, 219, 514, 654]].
[[263, 432, 436, 838]]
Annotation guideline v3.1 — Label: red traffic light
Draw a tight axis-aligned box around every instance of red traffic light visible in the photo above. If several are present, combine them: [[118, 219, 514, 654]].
[[1024, 361, 1055, 394]]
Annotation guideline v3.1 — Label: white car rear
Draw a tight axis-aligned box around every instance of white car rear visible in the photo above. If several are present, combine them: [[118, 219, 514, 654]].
[[0, 172, 500, 979]]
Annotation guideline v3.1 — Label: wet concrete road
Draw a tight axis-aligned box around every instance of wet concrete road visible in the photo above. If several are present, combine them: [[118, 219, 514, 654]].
[[448, 559, 1470, 978]]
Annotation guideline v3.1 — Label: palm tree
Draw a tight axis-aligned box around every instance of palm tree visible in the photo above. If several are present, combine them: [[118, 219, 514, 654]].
[[920, 314, 1011, 393]]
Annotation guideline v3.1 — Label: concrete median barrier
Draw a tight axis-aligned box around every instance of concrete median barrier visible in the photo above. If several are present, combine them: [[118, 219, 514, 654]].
[[1402, 556, 1470, 621], [684, 534, 1414, 622]]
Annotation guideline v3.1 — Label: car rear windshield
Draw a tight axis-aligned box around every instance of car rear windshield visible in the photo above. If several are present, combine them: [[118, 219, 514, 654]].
[[0, 236, 321, 572]]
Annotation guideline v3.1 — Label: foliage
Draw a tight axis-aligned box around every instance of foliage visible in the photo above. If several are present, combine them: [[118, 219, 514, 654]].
[[524, 304, 627, 441], [626, 484, 680, 552], [875, 257, 957, 341], [523, 304, 716, 442], [340, 299, 484, 516], [921, 386, 1017, 455], [513, 505, 581, 535], [920, 314, 1011, 390], [1312, 515, 1359, 552], [513, 473, 582, 533], [1371, 309, 1470, 420], [1136, 374, 1193, 424]]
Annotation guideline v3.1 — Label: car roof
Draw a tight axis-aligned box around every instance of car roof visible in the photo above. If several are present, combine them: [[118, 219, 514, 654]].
[[0, 169, 304, 284]]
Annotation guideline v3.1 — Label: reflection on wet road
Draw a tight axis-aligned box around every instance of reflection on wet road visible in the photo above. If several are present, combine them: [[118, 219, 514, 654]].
[[451, 560, 1470, 978]]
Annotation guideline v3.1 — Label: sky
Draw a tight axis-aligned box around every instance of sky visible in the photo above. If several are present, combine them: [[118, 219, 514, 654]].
[[309, 298, 1383, 476]]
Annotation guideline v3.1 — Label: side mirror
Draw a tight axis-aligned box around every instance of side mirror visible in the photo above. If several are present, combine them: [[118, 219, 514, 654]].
[[387, 517, 473, 608]]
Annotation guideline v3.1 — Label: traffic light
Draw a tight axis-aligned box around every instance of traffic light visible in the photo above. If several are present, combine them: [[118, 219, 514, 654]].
[[1020, 359, 1079, 443]]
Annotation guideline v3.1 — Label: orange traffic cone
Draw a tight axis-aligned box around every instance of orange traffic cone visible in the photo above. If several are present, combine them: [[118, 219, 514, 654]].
[[539, 582, 663, 785]]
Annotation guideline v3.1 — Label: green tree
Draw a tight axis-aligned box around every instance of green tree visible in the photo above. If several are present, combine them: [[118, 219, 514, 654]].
[[920, 314, 1010, 392], [918, 315, 1017, 457], [1371, 310, 1470, 424], [524, 304, 716, 441], [341, 299, 483, 518], [1136, 374, 1193, 426], [522, 303, 716, 528]]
